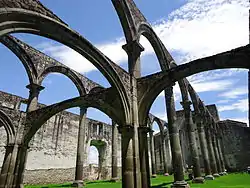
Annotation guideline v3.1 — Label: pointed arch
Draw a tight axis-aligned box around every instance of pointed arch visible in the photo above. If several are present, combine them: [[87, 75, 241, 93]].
[[0, 7, 130, 124], [0, 35, 37, 84], [0, 110, 15, 144], [38, 66, 86, 96]]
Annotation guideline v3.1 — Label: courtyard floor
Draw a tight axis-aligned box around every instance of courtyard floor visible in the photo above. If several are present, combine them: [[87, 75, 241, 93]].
[[25, 173, 250, 188]]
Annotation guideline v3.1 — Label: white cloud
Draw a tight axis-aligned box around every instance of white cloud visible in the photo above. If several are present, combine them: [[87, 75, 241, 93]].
[[219, 87, 248, 99], [37, 0, 248, 75], [218, 98, 248, 112]]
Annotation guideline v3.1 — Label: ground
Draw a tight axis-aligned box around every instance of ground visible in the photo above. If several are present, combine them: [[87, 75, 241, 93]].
[[25, 173, 250, 188]]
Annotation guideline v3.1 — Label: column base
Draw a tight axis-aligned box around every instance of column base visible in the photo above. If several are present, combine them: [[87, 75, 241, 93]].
[[72, 180, 84, 187], [204, 175, 214, 180], [213, 173, 220, 177], [110, 177, 119, 182], [222, 172, 227, 175], [164, 173, 170, 176], [151, 174, 157, 178], [171, 181, 190, 188], [219, 172, 224, 176], [192, 177, 205, 184]]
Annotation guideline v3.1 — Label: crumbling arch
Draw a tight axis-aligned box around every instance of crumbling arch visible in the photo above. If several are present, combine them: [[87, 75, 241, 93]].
[[0, 110, 15, 144], [138, 45, 250, 126], [0, 35, 37, 84], [0, 7, 130, 124], [38, 66, 86, 96], [24, 88, 124, 145], [138, 23, 172, 70]]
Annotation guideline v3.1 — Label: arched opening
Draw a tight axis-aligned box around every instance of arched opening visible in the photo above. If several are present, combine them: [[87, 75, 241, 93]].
[[139, 35, 161, 77], [87, 140, 109, 180], [0, 42, 30, 100]]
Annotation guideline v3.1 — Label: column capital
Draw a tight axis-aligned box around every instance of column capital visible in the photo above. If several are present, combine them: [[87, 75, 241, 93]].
[[117, 125, 134, 134], [138, 126, 151, 134], [122, 40, 144, 55], [26, 83, 44, 92]]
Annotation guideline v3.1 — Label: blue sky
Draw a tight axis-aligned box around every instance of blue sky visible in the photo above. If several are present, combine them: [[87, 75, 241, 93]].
[[0, 0, 249, 136]]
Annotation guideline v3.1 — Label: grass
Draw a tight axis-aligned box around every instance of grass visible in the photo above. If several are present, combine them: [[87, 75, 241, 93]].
[[25, 173, 250, 188]]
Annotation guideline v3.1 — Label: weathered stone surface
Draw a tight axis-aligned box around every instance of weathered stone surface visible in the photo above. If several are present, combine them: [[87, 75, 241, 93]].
[[0, 90, 122, 184], [0, 0, 66, 24]]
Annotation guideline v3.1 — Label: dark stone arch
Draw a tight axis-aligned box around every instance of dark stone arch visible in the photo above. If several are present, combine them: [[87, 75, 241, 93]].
[[88, 86, 106, 95], [24, 88, 124, 145], [148, 116, 165, 136], [38, 66, 86, 96], [111, 0, 147, 42], [138, 44, 250, 126], [0, 35, 37, 84], [0, 110, 15, 144], [0, 6, 130, 124], [138, 23, 173, 70]]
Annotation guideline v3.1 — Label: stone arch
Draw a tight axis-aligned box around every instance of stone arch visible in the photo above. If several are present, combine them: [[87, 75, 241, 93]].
[[24, 88, 124, 145], [138, 45, 249, 126], [89, 139, 110, 180], [149, 117, 165, 136], [111, 0, 146, 42], [0, 35, 37, 84], [0, 6, 130, 124], [0, 110, 15, 144], [38, 66, 86, 96], [138, 23, 172, 70]]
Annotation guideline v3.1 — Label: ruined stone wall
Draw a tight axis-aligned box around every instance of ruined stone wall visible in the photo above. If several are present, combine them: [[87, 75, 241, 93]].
[[153, 105, 249, 174], [218, 120, 250, 172], [0, 90, 122, 184]]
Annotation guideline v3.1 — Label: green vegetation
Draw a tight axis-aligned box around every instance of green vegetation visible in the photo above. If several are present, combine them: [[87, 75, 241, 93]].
[[25, 173, 250, 188]]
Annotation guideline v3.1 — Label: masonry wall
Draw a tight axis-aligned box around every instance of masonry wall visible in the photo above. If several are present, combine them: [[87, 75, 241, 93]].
[[218, 120, 250, 172], [0, 91, 122, 185]]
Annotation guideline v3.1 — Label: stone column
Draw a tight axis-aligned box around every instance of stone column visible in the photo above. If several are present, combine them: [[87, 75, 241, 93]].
[[122, 40, 144, 188], [118, 125, 135, 188], [164, 87, 189, 188], [26, 83, 45, 112], [161, 132, 169, 176], [181, 100, 204, 183], [149, 130, 157, 178], [111, 121, 119, 182], [216, 128, 226, 175], [196, 116, 214, 180], [72, 108, 87, 187], [211, 125, 223, 175], [205, 124, 219, 177], [14, 83, 44, 188], [0, 144, 19, 188], [138, 126, 151, 188]]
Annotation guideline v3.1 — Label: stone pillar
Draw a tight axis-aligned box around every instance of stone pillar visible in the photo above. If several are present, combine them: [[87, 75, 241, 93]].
[[149, 130, 157, 178], [26, 83, 45, 112], [205, 124, 219, 177], [118, 125, 135, 188], [181, 100, 204, 183], [111, 121, 119, 182], [138, 126, 151, 188], [72, 108, 87, 187], [0, 144, 19, 188], [122, 40, 144, 188], [211, 126, 223, 175], [161, 132, 169, 176], [216, 128, 226, 175], [164, 87, 189, 188], [196, 116, 214, 180], [13, 83, 44, 188]]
